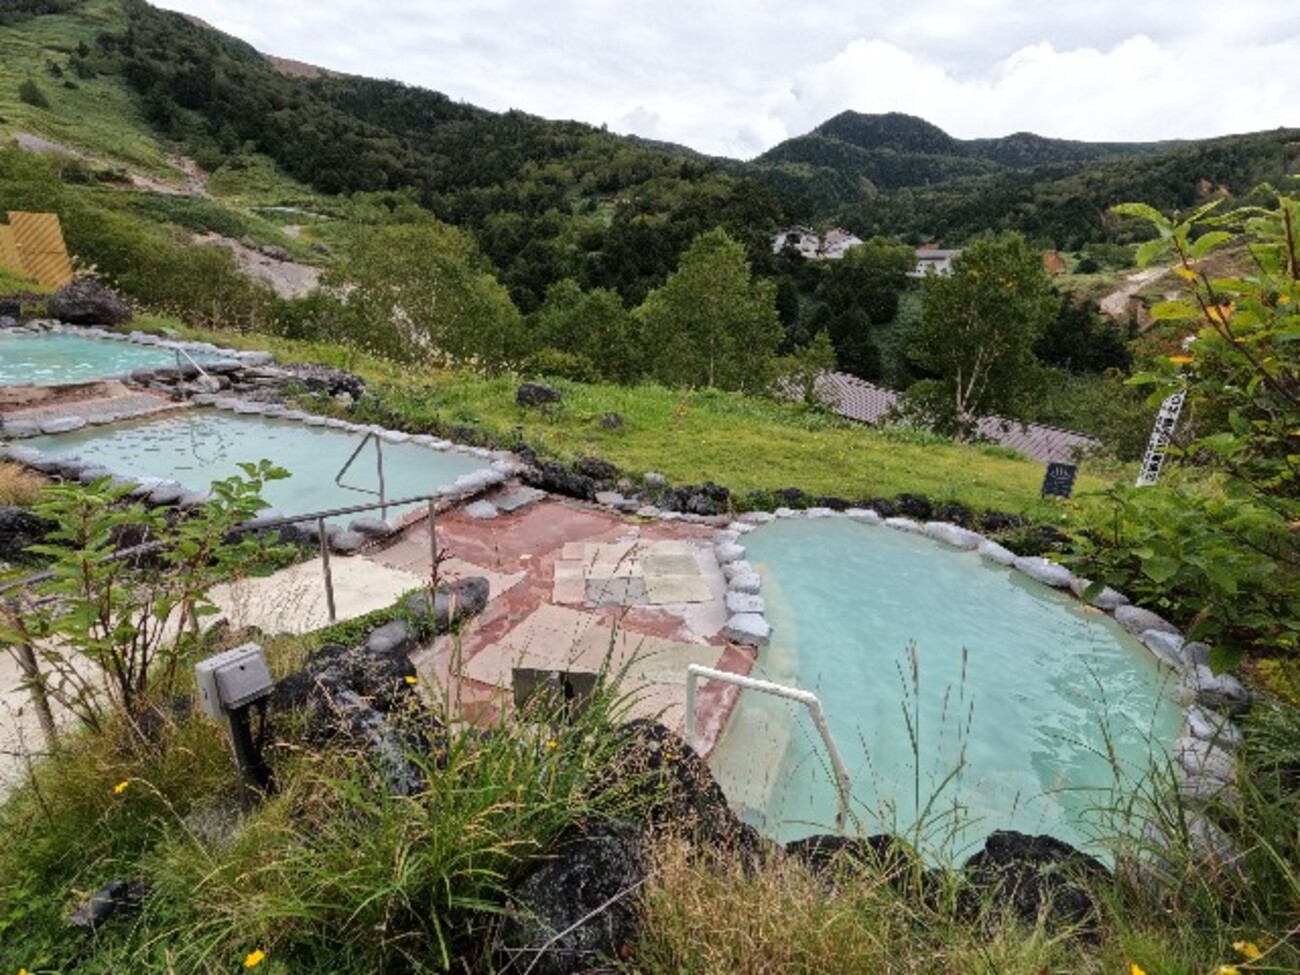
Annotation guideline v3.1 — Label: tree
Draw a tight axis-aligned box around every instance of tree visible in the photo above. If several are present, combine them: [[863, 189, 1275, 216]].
[[1064, 195, 1300, 656], [1034, 295, 1132, 373], [812, 237, 914, 379], [528, 278, 641, 383], [328, 221, 524, 372], [902, 233, 1058, 436], [0, 463, 290, 733], [634, 228, 782, 392]]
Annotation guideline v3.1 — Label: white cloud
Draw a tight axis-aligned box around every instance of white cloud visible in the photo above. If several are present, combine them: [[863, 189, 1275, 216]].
[[151, 0, 1300, 157]]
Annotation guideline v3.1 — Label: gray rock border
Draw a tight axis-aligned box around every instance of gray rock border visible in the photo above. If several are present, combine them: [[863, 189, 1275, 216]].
[[641, 503, 1249, 857]]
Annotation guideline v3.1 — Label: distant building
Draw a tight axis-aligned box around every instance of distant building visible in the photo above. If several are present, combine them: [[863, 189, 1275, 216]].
[[771, 226, 864, 260], [772, 226, 821, 258], [909, 247, 960, 277]]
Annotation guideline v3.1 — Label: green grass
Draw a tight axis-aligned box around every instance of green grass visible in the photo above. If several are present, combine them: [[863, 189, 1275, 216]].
[[205, 152, 323, 209], [0, 0, 174, 175], [0, 264, 47, 294], [169, 324, 1121, 519]]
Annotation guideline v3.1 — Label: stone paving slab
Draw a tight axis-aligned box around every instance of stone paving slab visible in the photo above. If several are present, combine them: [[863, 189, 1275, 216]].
[[209, 556, 426, 635]]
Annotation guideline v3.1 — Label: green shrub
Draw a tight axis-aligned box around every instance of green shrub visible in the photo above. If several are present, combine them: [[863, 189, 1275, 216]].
[[18, 78, 50, 109]]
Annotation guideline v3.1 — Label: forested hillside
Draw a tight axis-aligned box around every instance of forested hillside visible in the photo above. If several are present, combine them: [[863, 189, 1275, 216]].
[[752, 110, 1300, 248]]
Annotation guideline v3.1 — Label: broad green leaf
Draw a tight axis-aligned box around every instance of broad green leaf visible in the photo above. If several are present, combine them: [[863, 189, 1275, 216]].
[[1150, 299, 1198, 321], [1141, 556, 1181, 583], [1189, 231, 1232, 260], [1135, 237, 1172, 267]]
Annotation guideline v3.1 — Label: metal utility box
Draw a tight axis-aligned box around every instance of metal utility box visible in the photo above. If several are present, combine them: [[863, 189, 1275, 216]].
[[195, 644, 274, 719]]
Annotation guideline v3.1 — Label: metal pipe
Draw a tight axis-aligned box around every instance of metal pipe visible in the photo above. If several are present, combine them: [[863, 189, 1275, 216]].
[[376, 436, 387, 521], [685, 663, 853, 834], [427, 498, 438, 583], [317, 517, 337, 623], [173, 347, 212, 381]]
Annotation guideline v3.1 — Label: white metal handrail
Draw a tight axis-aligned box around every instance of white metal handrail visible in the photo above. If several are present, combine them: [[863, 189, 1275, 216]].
[[685, 663, 853, 833], [335, 431, 387, 520], [174, 346, 213, 381]]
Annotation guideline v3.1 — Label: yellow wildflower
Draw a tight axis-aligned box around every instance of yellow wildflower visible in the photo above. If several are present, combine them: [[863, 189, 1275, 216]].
[[1217, 966, 1241, 975], [244, 948, 266, 968], [1169, 354, 1194, 365], [112, 780, 130, 795], [1234, 942, 1262, 961], [1129, 963, 1148, 975], [404, 675, 418, 685], [545, 739, 558, 750]]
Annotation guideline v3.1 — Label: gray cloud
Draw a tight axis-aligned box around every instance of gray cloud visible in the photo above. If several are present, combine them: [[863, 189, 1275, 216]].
[[153, 0, 1300, 157]]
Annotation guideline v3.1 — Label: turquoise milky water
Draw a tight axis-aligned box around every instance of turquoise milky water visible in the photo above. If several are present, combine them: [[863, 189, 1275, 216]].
[[710, 517, 1181, 856], [25, 410, 489, 521], [0, 332, 235, 385]]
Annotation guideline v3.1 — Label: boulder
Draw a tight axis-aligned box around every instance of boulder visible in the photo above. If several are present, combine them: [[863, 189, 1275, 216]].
[[501, 823, 643, 975], [67, 880, 149, 930], [347, 516, 394, 539], [1175, 665, 1250, 715], [894, 493, 933, 520], [1, 418, 40, 439], [329, 529, 365, 555], [738, 511, 775, 525], [366, 619, 415, 658], [845, 508, 882, 525], [1068, 576, 1130, 611], [0, 506, 55, 563], [724, 592, 764, 615], [516, 382, 563, 407], [1181, 641, 1213, 667], [714, 542, 746, 565], [1114, 605, 1179, 637], [924, 522, 983, 550], [1185, 707, 1243, 750], [1140, 630, 1186, 669], [594, 720, 758, 851], [883, 516, 923, 533], [38, 415, 87, 435], [1013, 556, 1074, 588], [727, 570, 762, 594], [785, 834, 918, 888], [722, 613, 771, 647], [48, 277, 132, 326], [146, 480, 186, 506], [961, 831, 1109, 935], [402, 576, 490, 634], [1174, 736, 1236, 783]]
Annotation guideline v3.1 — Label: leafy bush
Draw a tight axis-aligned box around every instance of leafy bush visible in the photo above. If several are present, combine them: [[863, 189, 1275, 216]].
[[17, 78, 50, 109]]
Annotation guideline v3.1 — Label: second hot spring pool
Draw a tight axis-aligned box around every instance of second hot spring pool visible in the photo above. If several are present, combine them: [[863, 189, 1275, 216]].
[[708, 517, 1181, 854]]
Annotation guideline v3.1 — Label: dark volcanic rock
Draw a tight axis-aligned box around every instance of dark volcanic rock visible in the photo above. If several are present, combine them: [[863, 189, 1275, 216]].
[[785, 833, 917, 882], [516, 381, 563, 407], [575, 455, 620, 483], [68, 880, 149, 930], [894, 493, 933, 520], [979, 510, 1025, 533], [662, 481, 731, 517], [48, 277, 133, 326], [861, 497, 896, 518], [594, 720, 760, 854], [522, 461, 598, 501], [401, 576, 490, 633], [502, 823, 643, 975], [961, 830, 1110, 935], [772, 486, 808, 508], [279, 362, 365, 400], [812, 496, 849, 511], [933, 502, 974, 527], [0, 505, 55, 563]]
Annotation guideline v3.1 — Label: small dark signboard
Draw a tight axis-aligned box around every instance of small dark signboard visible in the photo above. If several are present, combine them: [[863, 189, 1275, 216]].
[[1041, 462, 1078, 499]]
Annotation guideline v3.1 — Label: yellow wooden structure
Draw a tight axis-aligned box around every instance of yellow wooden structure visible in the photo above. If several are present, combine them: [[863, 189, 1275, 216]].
[[0, 211, 74, 288]]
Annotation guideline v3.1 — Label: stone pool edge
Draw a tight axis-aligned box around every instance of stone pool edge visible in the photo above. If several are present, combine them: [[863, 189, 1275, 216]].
[[598, 500, 1250, 865]]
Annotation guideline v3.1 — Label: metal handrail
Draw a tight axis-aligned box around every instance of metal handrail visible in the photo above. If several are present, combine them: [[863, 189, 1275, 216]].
[[0, 492, 442, 624], [173, 347, 213, 381], [685, 663, 853, 834], [335, 431, 387, 521]]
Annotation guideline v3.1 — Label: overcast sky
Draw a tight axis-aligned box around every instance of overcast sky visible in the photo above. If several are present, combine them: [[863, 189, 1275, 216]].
[[152, 0, 1299, 160]]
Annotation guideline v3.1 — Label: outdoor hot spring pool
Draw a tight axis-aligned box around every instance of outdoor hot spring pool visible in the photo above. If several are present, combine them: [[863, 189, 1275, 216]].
[[708, 517, 1181, 854], [24, 410, 492, 520], [0, 331, 237, 386]]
